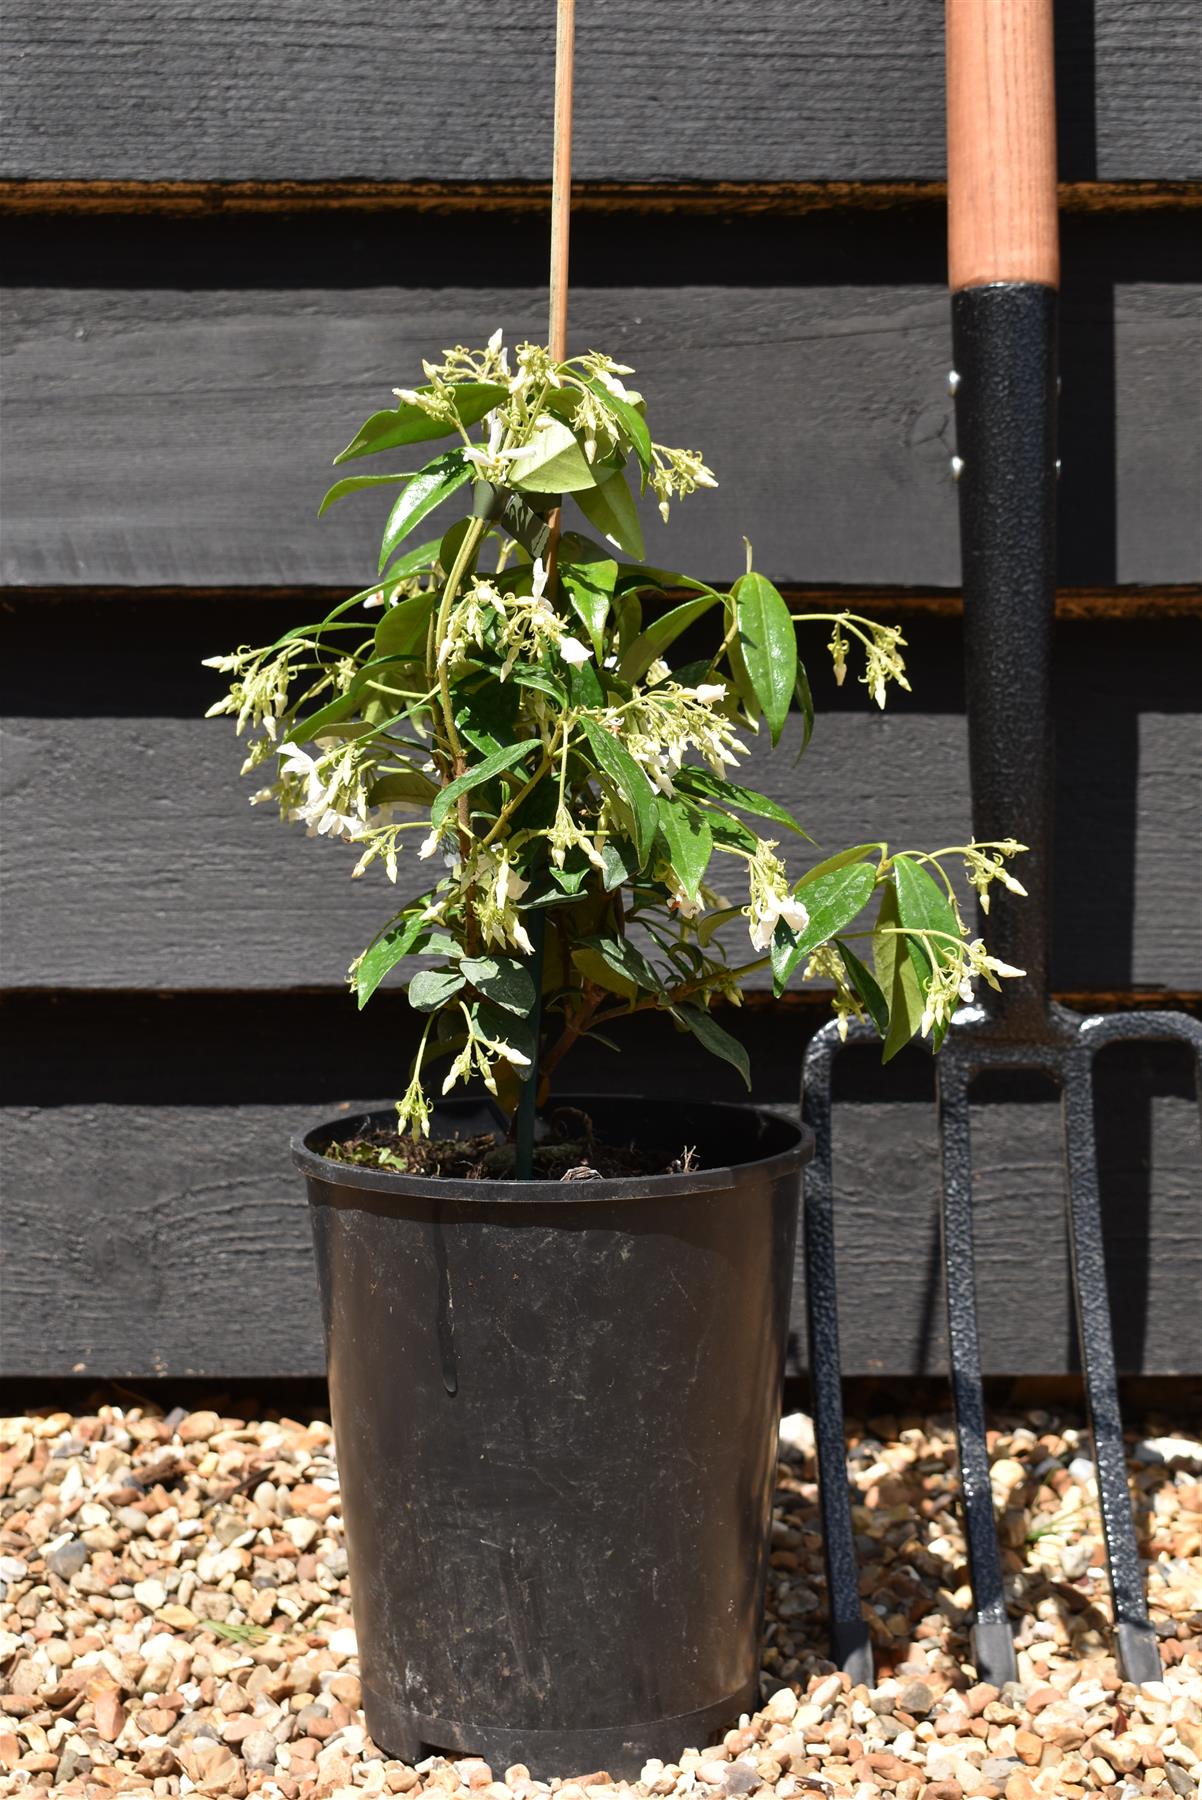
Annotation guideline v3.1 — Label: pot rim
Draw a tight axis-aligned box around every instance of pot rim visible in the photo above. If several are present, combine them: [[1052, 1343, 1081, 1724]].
[[292, 1092, 812, 1207]]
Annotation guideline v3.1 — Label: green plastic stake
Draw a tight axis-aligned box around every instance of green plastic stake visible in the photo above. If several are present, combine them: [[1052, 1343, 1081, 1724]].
[[513, 908, 547, 1180]]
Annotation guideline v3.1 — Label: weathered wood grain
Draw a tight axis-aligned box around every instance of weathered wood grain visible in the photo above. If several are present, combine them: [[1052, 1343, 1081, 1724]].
[[3, 609, 1199, 992], [1, 1002, 1196, 1379], [0, 2, 1197, 184], [3, 245, 1198, 588]]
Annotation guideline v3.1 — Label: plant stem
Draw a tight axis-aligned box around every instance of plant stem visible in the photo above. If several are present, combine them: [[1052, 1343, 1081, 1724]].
[[432, 515, 488, 772]]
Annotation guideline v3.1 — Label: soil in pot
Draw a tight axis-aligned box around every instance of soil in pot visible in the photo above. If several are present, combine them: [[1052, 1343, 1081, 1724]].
[[321, 1102, 703, 1181]]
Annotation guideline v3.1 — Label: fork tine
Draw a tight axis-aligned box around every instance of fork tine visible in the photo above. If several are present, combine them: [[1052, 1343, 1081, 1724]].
[[936, 1047, 1018, 1684], [1061, 1012, 1202, 1684], [801, 1019, 873, 1684]]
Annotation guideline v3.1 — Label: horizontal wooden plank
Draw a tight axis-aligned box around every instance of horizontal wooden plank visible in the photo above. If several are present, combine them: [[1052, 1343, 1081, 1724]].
[[2, 604, 1199, 991], [1, 2, 1197, 183], [3, 212, 1199, 589], [1, 1000, 1197, 1378]]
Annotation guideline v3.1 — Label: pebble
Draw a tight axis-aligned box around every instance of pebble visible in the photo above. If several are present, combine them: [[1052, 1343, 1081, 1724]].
[[0, 1401, 1196, 1799]]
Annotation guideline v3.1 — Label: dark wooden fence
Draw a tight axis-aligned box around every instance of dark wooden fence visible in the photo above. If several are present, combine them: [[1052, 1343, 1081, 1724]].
[[2, 1, 1199, 1381]]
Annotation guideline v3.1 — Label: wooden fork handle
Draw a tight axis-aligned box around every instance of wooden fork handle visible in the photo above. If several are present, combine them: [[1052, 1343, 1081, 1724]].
[[946, 0, 1059, 292]]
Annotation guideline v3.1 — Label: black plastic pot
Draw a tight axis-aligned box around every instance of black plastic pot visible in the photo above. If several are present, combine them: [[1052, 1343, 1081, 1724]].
[[294, 1094, 811, 1779]]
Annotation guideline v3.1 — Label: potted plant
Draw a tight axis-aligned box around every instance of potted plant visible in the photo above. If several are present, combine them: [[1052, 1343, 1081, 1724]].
[[204, 333, 1024, 1775]]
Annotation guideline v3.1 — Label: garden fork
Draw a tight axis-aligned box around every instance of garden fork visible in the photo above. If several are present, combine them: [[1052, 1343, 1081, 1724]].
[[801, 0, 1202, 1688]]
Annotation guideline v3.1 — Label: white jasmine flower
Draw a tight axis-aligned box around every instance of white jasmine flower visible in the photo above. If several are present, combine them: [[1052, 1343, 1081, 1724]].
[[559, 636, 591, 666], [745, 841, 810, 952], [418, 828, 441, 859], [693, 683, 727, 705]]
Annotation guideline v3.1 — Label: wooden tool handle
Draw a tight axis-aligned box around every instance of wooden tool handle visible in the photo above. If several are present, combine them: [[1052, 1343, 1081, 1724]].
[[946, 0, 1059, 292]]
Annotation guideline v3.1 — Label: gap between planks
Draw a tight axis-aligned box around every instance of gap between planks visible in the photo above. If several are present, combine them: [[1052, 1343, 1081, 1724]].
[[4, 586, 1199, 621], [3, 988, 1199, 1014], [1, 178, 1200, 219]]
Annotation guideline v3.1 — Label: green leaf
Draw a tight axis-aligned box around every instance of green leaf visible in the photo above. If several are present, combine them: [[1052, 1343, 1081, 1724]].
[[409, 968, 467, 1013], [509, 419, 598, 494], [561, 557, 617, 659], [671, 1004, 751, 1090], [600, 840, 631, 891], [794, 660, 815, 756], [775, 863, 878, 990], [475, 1001, 537, 1074], [374, 588, 436, 659], [835, 939, 889, 1037], [571, 947, 638, 1001], [460, 955, 536, 1016], [893, 854, 961, 995], [334, 382, 507, 464], [379, 451, 470, 573], [366, 768, 439, 808], [874, 881, 925, 1063], [582, 933, 661, 992], [430, 740, 538, 830], [578, 717, 656, 865], [567, 659, 605, 709], [673, 766, 809, 837], [510, 664, 567, 705], [318, 471, 416, 517], [733, 572, 797, 745], [575, 372, 653, 472], [456, 678, 520, 756], [574, 469, 645, 559], [354, 910, 434, 1008], [703, 809, 760, 852], [799, 844, 884, 885], [656, 797, 713, 903], [619, 591, 723, 684]]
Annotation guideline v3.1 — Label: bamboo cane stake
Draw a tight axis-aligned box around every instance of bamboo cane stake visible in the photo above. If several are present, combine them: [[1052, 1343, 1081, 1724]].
[[515, 0, 574, 1180]]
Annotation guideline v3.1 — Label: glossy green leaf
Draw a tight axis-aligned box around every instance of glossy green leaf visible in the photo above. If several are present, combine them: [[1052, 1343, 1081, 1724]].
[[475, 1001, 537, 1073], [354, 910, 434, 1008], [460, 955, 536, 1017], [794, 660, 815, 755], [374, 588, 437, 659], [318, 471, 416, 516], [574, 469, 645, 559], [430, 740, 537, 830], [333, 382, 507, 464], [509, 420, 598, 494], [600, 840, 631, 892], [835, 939, 889, 1037], [456, 678, 520, 756], [366, 769, 439, 808], [798, 844, 884, 885], [874, 881, 925, 1063], [733, 572, 797, 745], [656, 797, 713, 903], [409, 968, 467, 1013], [893, 854, 961, 994], [774, 862, 877, 989], [571, 947, 638, 1001], [379, 452, 470, 573], [567, 659, 605, 709], [561, 557, 617, 659], [673, 766, 809, 837], [578, 718, 656, 864], [619, 591, 723, 683], [575, 372, 653, 472], [573, 933, 660, 997], [671, 1004, 751, 1089]]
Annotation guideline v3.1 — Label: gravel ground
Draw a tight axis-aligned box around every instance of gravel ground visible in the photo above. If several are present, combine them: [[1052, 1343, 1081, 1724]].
[[1, 1402, 1198, 1798]]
